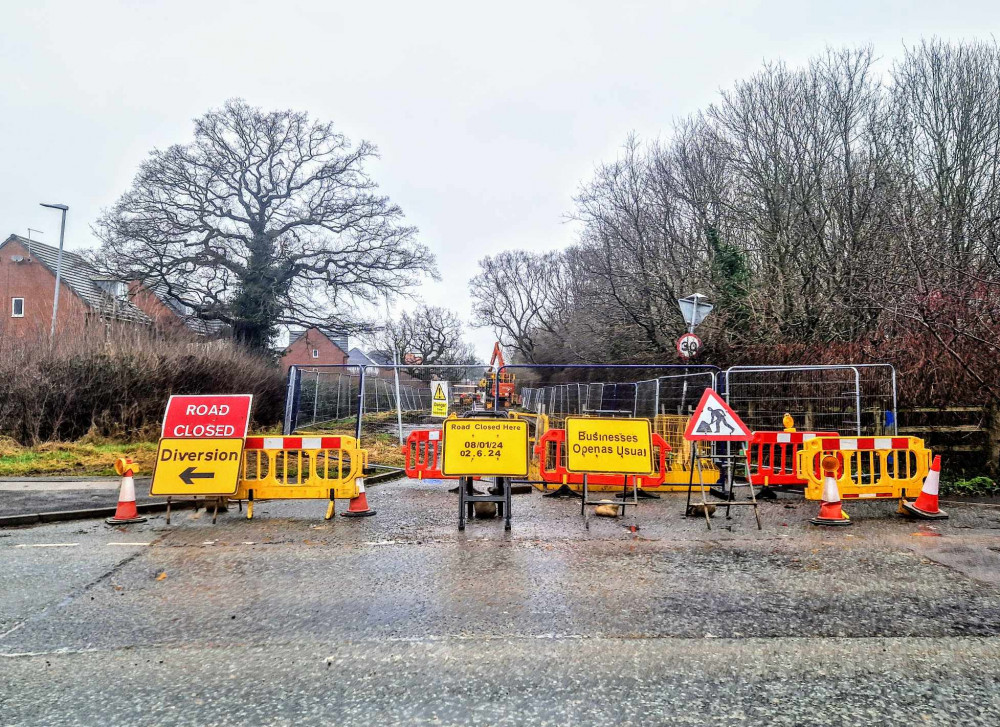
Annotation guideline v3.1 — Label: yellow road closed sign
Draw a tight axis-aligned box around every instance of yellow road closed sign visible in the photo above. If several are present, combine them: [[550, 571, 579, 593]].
[[565, 417, 654, 475], [150, 437, 244, 496], [441, 419, 529, 477]]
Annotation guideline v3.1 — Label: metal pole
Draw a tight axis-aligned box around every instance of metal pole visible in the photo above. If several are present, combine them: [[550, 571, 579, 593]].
[[853, 367, 862, 436], [393, 357, 404, 447], [355, 367, 365, 443], [312, 370, 320, 426], [282, 366, 300, 435], [336, 374, 342, 419], [40, 204, 68, 340], [890, 366, 898, 436]]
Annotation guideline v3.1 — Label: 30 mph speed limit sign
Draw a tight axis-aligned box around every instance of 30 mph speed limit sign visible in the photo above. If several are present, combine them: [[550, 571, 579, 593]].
[[677, 332, 702, 359]]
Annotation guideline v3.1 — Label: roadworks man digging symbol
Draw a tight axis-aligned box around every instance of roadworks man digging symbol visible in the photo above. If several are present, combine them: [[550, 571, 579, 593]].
[[696, 407, 734, 434], [683, 389, 751, 442]]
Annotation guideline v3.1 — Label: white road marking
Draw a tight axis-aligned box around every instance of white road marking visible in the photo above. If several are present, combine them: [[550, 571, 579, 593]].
[[13, 543, 79, 548]]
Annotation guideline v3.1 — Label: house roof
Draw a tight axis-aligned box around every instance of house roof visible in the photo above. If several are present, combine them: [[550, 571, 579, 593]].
[[142, 280, 227, 336], [366, 350, 394, 366], [2, 235, 151, 324], [287, 327, 349, 352], [347, 347, 379, 367]]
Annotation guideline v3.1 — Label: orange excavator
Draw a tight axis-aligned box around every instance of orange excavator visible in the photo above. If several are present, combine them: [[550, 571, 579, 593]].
[[478, 342, 518, 409]]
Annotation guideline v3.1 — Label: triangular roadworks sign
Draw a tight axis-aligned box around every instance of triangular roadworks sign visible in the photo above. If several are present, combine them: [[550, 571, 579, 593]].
[[683, 388, 751, 442], [433, 383, 446, 402]]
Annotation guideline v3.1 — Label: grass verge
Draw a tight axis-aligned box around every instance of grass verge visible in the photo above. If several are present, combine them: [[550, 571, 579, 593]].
[[0, 438, 160, 477], [0, 431, 405, 478]]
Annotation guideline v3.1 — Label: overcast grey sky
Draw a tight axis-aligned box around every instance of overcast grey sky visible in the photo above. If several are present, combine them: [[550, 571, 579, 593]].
[[2, 1, 997, 357]]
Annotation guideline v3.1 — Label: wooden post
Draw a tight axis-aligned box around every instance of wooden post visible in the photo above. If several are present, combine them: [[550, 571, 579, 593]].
[[985, 402, 1000, 477]]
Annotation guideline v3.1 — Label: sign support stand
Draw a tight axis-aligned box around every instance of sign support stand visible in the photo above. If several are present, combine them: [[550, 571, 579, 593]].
[[581, 473, 639, 527], [685, 446, 761, 531], [458, 476, 512, 532], [543, 482, 582, 499]]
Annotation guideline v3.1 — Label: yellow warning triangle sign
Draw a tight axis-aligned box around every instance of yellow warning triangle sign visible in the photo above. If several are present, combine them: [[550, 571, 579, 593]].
[[433, 383, 446, 401]]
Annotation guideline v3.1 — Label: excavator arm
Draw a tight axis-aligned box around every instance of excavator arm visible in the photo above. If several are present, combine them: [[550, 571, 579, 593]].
[[488, 342, 506, 370], [477, 342, 518, 409]]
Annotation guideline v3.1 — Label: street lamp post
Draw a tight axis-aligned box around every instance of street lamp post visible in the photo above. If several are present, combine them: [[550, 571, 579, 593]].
[[39, 203, 68, 340]]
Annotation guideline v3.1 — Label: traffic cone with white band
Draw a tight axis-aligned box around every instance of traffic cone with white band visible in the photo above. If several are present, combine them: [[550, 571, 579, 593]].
[[107, 458, 147, 525], [901, 455, 948, 520], [810, 455, 851, 527], [341, 478, 376, 518]]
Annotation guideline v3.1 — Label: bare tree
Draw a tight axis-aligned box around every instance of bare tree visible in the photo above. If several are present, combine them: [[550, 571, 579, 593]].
[[469, 250, 569, 363], [466, 38, 1000, 420], [373, 305, 479, 381], [93, 99, 435, 352]]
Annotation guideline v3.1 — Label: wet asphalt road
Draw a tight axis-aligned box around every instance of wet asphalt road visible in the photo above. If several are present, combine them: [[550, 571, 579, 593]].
[[3, 479, 1000, 725]]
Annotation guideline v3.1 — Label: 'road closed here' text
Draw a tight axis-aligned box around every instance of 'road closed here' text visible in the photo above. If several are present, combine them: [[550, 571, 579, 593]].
[[441, 420, 529, 477], [565, 417, 654, 475]]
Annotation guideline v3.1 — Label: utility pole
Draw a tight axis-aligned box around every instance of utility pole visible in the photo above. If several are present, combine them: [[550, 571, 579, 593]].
[[40, 203, 69, 340]]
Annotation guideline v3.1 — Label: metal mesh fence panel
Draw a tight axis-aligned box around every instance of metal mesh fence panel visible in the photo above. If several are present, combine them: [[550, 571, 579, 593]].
[[285, 364, 498, 460], [295, 366, 364, 430], [722, 365, 897, 436]]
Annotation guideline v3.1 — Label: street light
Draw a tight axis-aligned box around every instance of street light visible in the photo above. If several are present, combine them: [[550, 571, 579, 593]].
[[39, 203, 68, 340]]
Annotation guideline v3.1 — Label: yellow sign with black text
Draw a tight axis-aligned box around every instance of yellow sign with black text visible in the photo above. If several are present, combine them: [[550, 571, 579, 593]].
[[431, 381, 449, 418], [565, 417, 654, 475], [441, 419, 529, 477], [150, 437, 244, 496]]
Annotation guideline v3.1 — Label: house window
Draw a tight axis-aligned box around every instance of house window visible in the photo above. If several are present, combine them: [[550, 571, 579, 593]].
[[311, 349, 320, 359], [95, 280, 128, 301], [11, 298, 24, 318]]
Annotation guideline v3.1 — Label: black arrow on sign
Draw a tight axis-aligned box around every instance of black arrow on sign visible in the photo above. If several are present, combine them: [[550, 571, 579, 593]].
[[180, 467, 215, 486]]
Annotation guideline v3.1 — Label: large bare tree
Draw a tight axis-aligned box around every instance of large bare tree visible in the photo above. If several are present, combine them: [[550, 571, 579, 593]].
[[469, 250, 569, 363], [94, 99, 435, 351], [372, 305, 479, 381]]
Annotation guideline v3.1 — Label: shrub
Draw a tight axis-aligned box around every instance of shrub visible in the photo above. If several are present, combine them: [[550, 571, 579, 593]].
[[0, 326, 285, 444], [942, 476, 999, 497]]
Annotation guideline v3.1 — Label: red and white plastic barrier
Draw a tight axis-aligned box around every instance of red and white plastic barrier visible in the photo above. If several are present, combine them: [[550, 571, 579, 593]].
[[244, 436, 344, 450], [535, 428, 670, 490], [402, 429, 446, 479], [746, 430, 837, 487]]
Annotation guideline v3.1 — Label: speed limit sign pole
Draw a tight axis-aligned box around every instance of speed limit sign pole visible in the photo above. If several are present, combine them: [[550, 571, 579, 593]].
[[675, 293, 713, 416], [676, 293, 712, 360]]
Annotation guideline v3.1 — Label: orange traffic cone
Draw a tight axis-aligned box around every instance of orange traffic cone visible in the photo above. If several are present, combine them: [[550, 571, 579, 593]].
[[341, 478, 376, 518], [810, 456, 851, 527], [901, 455, 948, 520], [107, 458, 147, 525]]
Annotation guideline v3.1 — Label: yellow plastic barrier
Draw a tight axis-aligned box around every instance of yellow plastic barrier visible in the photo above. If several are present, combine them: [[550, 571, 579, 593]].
[[653, 414, 720, 489], [510, 411, 549, 481], [234, 435, 367, 519], [796, 436, 932, 501]]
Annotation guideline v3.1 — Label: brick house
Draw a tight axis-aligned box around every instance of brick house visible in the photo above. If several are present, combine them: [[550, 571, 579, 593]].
[[281, 327, 350, 371], [0, 234, 222, 339]]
